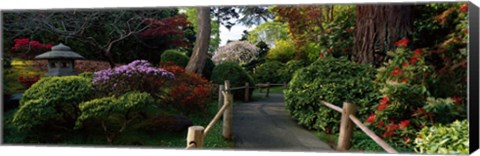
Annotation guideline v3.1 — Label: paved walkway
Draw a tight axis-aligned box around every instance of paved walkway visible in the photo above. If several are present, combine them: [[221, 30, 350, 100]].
[[232, 93, 334, 152]]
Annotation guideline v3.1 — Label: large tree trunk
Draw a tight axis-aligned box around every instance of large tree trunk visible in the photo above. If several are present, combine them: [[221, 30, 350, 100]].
[[352, 5, 413, 67], [186, 7, 211, 74]]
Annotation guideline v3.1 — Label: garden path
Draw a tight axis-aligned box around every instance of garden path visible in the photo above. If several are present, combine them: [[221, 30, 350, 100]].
[[232, 93, 334, 152]]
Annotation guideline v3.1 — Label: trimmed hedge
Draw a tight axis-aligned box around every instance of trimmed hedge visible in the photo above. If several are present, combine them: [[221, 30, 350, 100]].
[[254, 61, 285, 84], [160, 49, 190, 68], [211, 62, 255, 100]]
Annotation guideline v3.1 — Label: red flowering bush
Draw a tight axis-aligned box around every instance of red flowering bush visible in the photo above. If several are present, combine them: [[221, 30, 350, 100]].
[[10, 38, 52, 59], [18, 74, 40, 89], [161, 65, 213, 115], [366, 38, 466, 151]]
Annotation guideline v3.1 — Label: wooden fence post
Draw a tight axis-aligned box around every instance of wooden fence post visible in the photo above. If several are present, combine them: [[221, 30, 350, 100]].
[[266, 82, 270, 97], [244, 82, 249, 102], [283, 82, 287, 88], [218, 85, 224, 110], [223, 80, 233, 140], [187, 126, 204, 148], [337, 102, 357, 151]]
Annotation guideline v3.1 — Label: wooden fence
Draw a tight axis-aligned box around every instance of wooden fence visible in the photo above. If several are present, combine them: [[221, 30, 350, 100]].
[[321, 100, 399, 153], [185, 81, 286, 149]]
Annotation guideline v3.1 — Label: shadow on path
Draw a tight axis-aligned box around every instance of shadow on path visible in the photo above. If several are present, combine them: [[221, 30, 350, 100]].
[[233, 93, 334, 152]]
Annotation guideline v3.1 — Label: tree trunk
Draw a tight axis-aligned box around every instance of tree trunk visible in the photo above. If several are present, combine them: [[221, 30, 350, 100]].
[[352, 4, 413, 67], [186, 7, 211, 74]]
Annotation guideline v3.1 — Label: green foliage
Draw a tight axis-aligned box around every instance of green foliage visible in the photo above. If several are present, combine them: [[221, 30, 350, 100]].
[[414, 120, 469, 154], [160, 49, 190, 67], [317, 5, 355, 59], [266, 40, 296, 63], [13, 76, 94, 132], [247, 21, 289, 46], [254, 61, 285, 84], [201, 57, 215, 80], [211, 62, 255, 100], [79, 72, 94, 80], [280, 60, 307, 82], [76, 92, 155, 129], [285, 57, 377, 133], [351, 130, 385, 152]]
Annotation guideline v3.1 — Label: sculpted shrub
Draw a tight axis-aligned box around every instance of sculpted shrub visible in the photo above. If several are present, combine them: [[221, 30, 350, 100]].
[[414, 120, 469, 154], [76, 92, 155, 144], [211, 62, 255, 101], [160, 49, 190, 67], [266, 40, 296, 63], [93, 60, 174, 97], [13, 76, 94, 132]]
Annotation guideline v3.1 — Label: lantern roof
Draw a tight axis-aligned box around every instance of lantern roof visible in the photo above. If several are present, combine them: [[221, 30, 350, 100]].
[[35, 43, 85, 60]]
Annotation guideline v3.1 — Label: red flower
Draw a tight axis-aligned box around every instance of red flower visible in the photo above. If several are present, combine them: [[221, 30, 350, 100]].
[[459, 3, 468, 12], [376, 121, 384, 128], [319, 53, 324, 58], [391, 67, 403, 76], [387, 124, 399, 131], [402, 62, 409, 67], [366, 114, 376, 123], [409, 56, 419, 64], [395, 38, 410, 47], [382, 131, 395, 138], [452, 96, 463, 105], [401, 78, 408, 84], [414, 49, 422, 55], [399, 120, 410, 128], [380, 96, 389, 104], [377, 103, 389, 111]]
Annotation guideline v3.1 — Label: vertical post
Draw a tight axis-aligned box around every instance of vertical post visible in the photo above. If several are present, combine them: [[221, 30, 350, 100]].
[[283, 82, 287, 88], [223, 80, 233, 140], [337, 102, 357, 151], [187, 126, 205, 148], [244, 82, 249, 102], [266, 82, 270, 97], [218, 85, 224, 110]]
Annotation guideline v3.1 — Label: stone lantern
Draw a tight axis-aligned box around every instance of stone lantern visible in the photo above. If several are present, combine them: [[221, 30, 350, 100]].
[[35, 43, 84, 76]]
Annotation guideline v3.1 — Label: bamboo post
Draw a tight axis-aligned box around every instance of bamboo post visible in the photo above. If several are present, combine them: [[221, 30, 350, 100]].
[[266, 82, 270, 97], [218, 85, 224, 110], [244, 82, 249, 102], [223, 80, 232, 140], [186, 126, 204, 148], [337, 102, 357, 151]]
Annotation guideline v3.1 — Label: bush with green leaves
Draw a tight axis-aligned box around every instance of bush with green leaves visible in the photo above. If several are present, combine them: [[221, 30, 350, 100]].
[[254, 61, 285, 84], [160, 49, 190, 67], [75, 91, 155, 144], [414, 120, 469, 154], [266, 40, 296, 63], [201, 57, 215, 80], [211, 62, 255, 100], [279, 60, 307, 83], [13, 76, 94, 132], [285, 56, 378, 133]]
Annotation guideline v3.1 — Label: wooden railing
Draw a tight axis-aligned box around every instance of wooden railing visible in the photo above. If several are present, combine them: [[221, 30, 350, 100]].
[[185, 80, 234, 149], [321, 100, 398, 153]]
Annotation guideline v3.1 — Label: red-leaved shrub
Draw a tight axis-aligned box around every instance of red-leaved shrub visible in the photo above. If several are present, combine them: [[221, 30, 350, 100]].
[[161, 65, 213, 114]]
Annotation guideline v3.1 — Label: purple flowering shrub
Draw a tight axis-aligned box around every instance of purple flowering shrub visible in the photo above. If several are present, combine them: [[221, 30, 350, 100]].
[[93, 60, 174, 96]]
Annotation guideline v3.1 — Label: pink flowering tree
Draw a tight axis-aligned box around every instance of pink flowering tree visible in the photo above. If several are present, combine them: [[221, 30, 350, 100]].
[[212, 41, 259, 65]]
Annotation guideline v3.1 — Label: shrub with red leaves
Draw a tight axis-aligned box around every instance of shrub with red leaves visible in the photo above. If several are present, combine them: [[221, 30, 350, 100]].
[[18, 75, 40, 88], [10, 38, 52, 59], [161, 65, 213, 114]]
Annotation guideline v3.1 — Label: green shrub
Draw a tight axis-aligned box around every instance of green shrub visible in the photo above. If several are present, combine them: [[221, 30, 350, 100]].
[[279, 60, 307, 83], [79, 72, 94, 79], [254, 61, 285, 83], [160, 49, 190, 67], [414, 120, 469, 154], [266, 40, 296, 63], [13, 76, 94, 131], [211, 62, 255, 100], [76, 91, 155, 144], [201, 57, 215, 80], [285, 57, 378, 133]]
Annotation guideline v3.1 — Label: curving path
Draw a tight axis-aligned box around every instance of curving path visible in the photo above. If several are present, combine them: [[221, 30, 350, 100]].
[[232, 93, 334, 152]]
